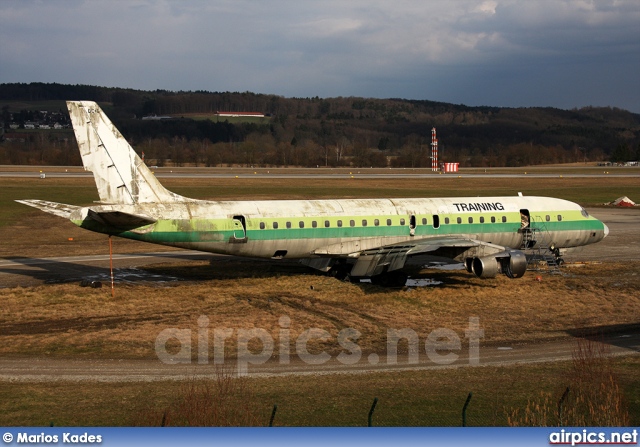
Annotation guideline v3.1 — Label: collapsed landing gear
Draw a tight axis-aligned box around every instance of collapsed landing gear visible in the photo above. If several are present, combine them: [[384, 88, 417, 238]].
[[328, 262, 351, 281], [327, 262, 408, 287]]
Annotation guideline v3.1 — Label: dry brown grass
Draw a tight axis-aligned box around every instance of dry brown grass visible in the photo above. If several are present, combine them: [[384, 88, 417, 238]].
[[132, 366, 261, 426], [507, 338, 630, 426], [1, 174, 638, 357], [0, 260, 638, 360], [1, 355, 638, 426]]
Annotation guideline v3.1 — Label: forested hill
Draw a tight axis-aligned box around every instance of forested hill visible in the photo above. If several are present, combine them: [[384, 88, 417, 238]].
[[1, 82, 639, 167]]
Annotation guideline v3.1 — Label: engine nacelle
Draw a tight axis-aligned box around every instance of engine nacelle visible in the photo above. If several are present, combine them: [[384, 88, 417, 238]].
[[468, 250, 527, 279]]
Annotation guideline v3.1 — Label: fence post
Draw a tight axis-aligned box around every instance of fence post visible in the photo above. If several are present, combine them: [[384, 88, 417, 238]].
[[368, 397, 378, 427], [558, 387, 570, 426], [161, 410, 167, 427], [269, 404, 278, 427], [462, 392, 472, 427]]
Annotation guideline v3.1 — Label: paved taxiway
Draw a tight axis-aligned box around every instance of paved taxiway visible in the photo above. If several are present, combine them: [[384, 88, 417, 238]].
[[1, 171, 639, 179]]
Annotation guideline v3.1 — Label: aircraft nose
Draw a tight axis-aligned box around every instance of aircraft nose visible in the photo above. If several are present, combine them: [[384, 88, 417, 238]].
[[603, 223, 609, 238]]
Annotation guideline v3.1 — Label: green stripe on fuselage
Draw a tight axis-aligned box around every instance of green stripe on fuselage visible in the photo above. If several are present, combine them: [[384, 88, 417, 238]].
[[98, 209, 604, 244]]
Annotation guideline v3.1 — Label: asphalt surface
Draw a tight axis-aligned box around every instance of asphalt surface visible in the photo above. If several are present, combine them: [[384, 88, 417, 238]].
[[0, 251, 213, 288], [1, 170, 639, 179]]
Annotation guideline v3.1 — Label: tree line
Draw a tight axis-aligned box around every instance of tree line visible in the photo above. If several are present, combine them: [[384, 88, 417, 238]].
[[1, 83, 639, 167]]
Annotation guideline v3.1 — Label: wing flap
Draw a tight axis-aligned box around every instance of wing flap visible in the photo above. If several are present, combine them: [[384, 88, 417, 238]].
[[348, 236, 508, 277]]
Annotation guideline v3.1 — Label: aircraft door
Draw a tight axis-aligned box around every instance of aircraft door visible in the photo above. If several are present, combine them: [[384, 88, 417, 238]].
[[519, 209, 535, 248], [519, 209, 530, 230], [409, 215, 416, 236], [231, 215, 248, 242]]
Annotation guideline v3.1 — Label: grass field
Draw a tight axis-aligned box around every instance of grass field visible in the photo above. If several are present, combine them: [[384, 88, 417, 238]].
[[0, 100, 67, 112], [0, 170, 638, 426], [3, 173, 639, 222], [0, 356, 638, 426], [1, 261, 638, 358]]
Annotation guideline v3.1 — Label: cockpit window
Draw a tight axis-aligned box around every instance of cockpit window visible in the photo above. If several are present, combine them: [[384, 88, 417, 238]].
[[581, 208, 589, 218]]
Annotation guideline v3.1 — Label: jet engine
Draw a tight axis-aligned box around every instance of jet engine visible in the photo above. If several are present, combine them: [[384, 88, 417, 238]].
[[466, 250, 527, 279]]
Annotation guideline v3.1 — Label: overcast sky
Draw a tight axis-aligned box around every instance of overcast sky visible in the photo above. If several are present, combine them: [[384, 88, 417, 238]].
[[1, 0, 639, 112]]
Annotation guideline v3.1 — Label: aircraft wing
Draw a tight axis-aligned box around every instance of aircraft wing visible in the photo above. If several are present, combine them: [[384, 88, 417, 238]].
[[347, 236, 507, 277]]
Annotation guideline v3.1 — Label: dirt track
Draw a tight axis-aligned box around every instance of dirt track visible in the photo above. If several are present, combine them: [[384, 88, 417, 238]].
[[0, 331, 638, 382]]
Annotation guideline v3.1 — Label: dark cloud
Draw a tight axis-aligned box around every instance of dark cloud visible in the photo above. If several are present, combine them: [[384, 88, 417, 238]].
[[1, 0, 638, 112]]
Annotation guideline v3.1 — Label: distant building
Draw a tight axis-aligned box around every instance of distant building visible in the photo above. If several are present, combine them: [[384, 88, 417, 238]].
[[142, 114, 172, 120], [215, 111, 265, 118]]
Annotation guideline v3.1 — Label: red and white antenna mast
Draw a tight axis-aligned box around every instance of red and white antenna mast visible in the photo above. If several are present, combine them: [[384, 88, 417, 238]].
[[431, 127, 438, 172]]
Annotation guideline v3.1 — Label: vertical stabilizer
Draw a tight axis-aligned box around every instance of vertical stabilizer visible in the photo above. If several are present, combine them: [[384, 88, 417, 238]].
[[67, 101, 184, 204]]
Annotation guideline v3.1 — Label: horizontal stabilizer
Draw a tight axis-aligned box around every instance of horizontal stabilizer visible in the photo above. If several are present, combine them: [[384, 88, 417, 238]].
[[87, 209, 156, 228], [16, 200, 80, 219]]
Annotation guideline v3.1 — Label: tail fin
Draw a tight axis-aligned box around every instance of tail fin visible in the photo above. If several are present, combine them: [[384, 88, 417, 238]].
[[67, 101, 185, 204]]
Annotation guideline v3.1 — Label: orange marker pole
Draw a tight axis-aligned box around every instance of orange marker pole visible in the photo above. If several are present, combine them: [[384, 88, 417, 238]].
[[109, 236, 115, 297]]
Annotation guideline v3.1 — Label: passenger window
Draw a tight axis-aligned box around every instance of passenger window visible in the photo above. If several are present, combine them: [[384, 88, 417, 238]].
[[468, 217, 473, 224], [299, 221, 304, 228], [324, 220, 330, 228], [445, 217, 450, 224], [273, 222, 279, 229], [422, 217, 427, 225], [337, 220, 343, 227], [557, 215, 562, 221], [457, 217, 462, 224], [362, 219, 368, 227], [546, 215, 550, 222], [374, 219, 380, 226], [491, 216, 496, 223], [286, 221, 292, 229], [260, 222, 265, 230], [350, 220, 355, 227], [400, 218, 406, 225], [312, 221, 317, 228], [501, 216, 507, 223], [387, 219, 392, 226], [480, 216, 485, 223]]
